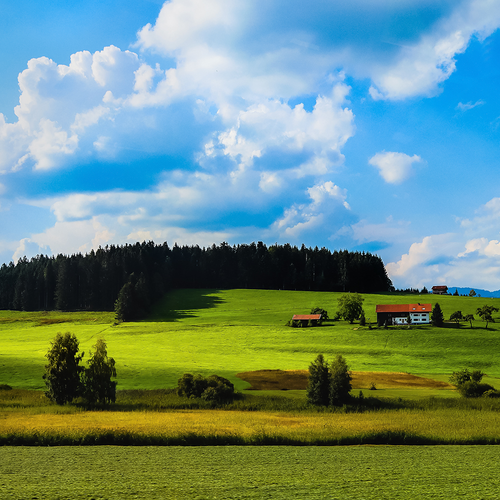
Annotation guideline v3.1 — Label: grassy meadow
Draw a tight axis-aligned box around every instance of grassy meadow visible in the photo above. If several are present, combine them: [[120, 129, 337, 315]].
[[3, 445, 500, 499], [2, 289, 500, 497], [1, 289, 499, 392]]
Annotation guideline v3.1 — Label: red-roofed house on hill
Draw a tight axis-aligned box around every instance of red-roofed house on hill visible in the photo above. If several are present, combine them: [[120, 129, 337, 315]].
[[376, 304, 432, 326], [432, 285, 448, 295]]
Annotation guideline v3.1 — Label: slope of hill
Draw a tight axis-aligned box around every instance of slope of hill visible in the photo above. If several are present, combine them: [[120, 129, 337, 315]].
[[2, 289, 500, 391]]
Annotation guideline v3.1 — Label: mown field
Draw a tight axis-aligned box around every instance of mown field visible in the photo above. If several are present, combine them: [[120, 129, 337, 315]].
[[1, 289, 499, 391], [2, 445, 500, 499]]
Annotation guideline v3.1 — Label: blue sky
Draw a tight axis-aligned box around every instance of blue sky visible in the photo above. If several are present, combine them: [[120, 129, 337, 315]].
[[2, 0, 500, 290]]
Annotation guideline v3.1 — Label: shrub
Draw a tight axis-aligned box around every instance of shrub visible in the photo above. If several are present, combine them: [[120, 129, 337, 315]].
[[483, 389, 500, 398], [0, 384, 12, 391], [359, 311, 366, 326], [449, 368, 492, 398], [177, 373, 235, 403], [457, 381, 495, 398]]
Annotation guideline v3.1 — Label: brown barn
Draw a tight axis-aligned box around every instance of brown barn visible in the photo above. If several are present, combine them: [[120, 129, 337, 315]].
[[292, 314, 322, 326]]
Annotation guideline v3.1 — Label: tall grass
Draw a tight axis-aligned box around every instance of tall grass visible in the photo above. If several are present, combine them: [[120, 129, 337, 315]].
[[2, 404, 500, 446]]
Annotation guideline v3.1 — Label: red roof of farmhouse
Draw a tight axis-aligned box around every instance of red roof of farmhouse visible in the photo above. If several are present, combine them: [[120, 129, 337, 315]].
[[292, 314, 322, 320], [376, 304, 432, 313], [432, 286, 448, 291]]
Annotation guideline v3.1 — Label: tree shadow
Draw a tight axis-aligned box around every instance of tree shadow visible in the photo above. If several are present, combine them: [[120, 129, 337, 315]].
[[146, 289, 225, 322]]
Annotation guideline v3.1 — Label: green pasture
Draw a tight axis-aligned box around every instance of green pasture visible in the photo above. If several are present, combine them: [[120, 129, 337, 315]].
[[1, 289, 499, 391], [1, 445, 500, 499]]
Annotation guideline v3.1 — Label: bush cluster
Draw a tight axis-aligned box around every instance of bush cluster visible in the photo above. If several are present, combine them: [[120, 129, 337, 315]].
[[177, 373, 235, 404], [449, 368, 497, 398]]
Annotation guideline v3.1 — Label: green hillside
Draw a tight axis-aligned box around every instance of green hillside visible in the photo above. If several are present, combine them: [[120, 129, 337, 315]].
[[1, 289, 499, 391]]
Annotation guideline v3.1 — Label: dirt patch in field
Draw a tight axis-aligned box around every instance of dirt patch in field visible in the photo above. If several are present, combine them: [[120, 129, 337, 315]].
[[236, 370, 453, 390]]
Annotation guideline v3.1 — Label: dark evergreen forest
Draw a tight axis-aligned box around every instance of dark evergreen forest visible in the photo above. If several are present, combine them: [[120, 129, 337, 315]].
[[0, 241, 393, 312]]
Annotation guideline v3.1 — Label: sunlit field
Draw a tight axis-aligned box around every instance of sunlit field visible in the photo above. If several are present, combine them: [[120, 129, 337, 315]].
[[1, 289, 499, 391], [2, 445, 500, 499]]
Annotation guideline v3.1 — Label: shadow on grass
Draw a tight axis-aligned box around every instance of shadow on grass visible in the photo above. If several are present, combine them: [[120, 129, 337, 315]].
[[147, 289, 225, 322]]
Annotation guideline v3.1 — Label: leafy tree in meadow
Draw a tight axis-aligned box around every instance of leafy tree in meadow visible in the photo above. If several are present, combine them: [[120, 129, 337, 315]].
[[431, 303, 444, 327], [329, 354, 352, 406], [43, 332, 84, 405], [337, 293, 364, 324], [306, 354, 331, 406], [81, 338, 117, 405], [450, 311, 463, 325], [464, 313, 474, 328], [476, 305, 499, 329], [469, 289, 477, 297]]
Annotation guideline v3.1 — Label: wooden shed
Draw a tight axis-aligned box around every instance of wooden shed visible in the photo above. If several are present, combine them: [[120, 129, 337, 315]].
[[292, 314, 322, 326]]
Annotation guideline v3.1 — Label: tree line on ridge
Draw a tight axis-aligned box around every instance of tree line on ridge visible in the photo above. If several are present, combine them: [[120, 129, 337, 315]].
[[0, 241, 393, 313]]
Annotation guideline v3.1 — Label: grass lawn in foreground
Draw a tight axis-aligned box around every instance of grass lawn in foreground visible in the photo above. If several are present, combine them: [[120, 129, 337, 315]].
[[1, 289, 499, 391], [1, 445, 500, 499]]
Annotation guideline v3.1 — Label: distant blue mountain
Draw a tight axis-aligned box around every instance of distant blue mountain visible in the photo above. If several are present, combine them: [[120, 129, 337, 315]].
[[447, 287, 500, 298]]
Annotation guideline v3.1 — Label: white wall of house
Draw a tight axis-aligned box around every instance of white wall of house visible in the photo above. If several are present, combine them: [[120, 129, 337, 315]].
[[410, 312, 429, 323], [392, 313, 430, 325]]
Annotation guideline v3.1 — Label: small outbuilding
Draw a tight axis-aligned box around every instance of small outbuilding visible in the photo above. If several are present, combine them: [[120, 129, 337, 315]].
[[292, 314, 322, 326], [376, 303, 432, 326], [432, 285, 448, 295]]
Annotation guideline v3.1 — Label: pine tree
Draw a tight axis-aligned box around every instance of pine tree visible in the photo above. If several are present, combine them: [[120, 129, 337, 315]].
[[329, 354, 352, 406], [431, 302, 444, 327], [306, 354, 331, 406]]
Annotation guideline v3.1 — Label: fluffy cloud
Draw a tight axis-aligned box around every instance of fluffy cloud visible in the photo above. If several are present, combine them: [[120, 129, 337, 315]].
[[369, 152, 422, 184], [369, 0, 500, 99], [2, 0, 496, 174], [386, 232, 500, 291], [270, 181, 352, 241]]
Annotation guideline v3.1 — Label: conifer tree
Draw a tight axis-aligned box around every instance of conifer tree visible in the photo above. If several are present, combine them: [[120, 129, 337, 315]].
[[431, 302, 444, 327], [306, 354, 331, 406], [329, 354, 352, 406]]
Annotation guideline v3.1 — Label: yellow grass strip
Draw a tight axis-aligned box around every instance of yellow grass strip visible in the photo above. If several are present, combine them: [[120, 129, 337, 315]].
[[1, 409, 498, 442]]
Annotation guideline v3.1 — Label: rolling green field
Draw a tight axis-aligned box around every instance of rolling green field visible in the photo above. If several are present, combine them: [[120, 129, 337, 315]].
[[1, 289, 499, 391], [1, 445, 500, 499], [2, 290, 500, 498]]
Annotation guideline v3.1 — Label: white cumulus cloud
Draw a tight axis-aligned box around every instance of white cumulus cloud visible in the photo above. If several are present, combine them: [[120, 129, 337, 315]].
[[369, 151, 422, 184]]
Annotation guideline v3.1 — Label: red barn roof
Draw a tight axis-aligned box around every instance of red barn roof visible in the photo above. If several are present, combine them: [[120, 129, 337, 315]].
[[376, 304, 432, 313], [292, 314, 322, 320]]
